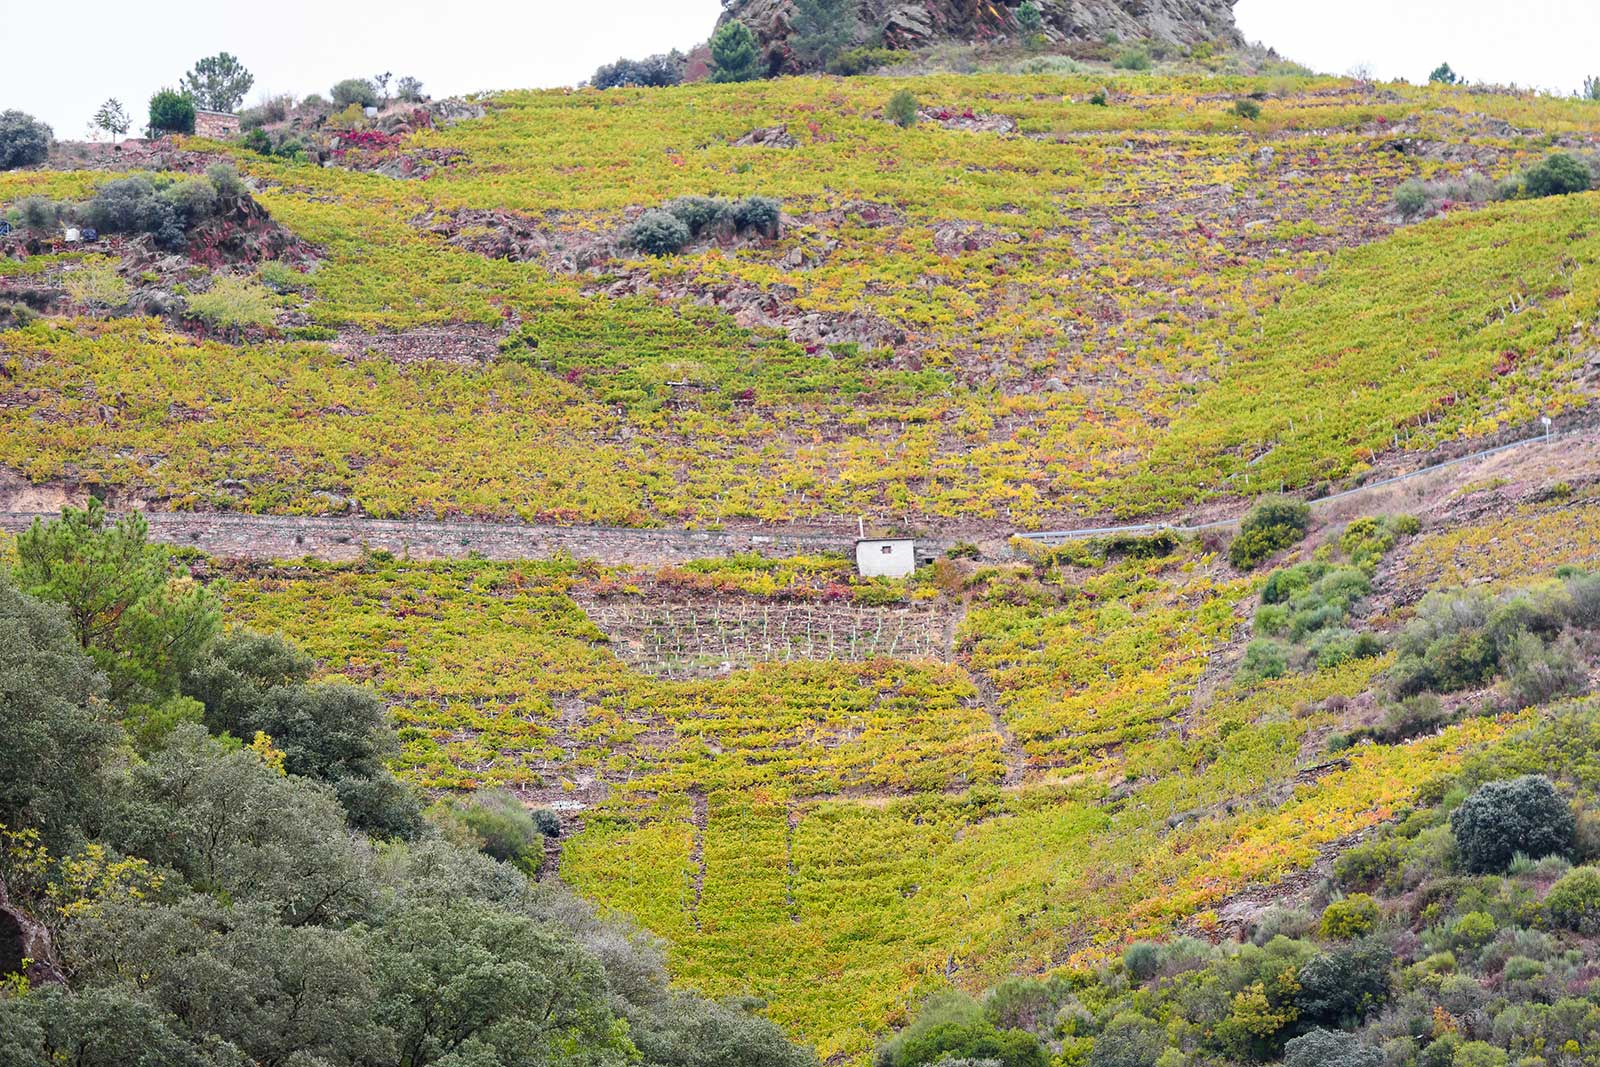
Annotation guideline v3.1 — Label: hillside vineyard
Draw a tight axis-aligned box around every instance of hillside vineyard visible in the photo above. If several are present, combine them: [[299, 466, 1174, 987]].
[[6, 46, 1600, 1067]]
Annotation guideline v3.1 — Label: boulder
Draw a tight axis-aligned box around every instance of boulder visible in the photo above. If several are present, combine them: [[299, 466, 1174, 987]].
[[714, 0, 1242, 72]]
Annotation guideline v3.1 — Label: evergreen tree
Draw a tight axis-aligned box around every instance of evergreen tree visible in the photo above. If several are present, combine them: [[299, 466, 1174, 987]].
[[790, 0, 860, 69], [711, 20, 763, 83], [1428, 61, 1460, 85], [15, 500, 218, 703], [179, 52, 254, 112]]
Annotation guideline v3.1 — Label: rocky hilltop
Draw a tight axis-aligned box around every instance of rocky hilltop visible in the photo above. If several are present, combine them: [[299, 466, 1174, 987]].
[[717, 0, 1242, 71]]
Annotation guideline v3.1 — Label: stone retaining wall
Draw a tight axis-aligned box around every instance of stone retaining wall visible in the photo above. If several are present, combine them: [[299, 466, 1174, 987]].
[[0, 511, 866, 565]]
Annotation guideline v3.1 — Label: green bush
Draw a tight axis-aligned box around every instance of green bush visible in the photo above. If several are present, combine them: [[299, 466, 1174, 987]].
[[1450, 775, 1574, 873], [876, 991, 1047, 1067], [0, 110, 52, 170], [1543, 865, 1600, 934], [1239, 639, 1289, 684], [451, 789, 547, 874], [829, 47, 900, 76], [186, 275, 277, 329], [330, 78, 379, 108], [1233, 99, 1261, 120], [241, 127, 272, 154], [1123, 941, 1161, 981], [1522, 153, 1591, 198], [789, 0, 859, 69], [626, 209, 691, 256], [886, 90, 920, 128], [1284, 1029, 1382, 1067], [710, 20, 763, 83], [1112, 48, 1153, 71], [1294, 940, 1392, 1027], [82, 176, 187, 250], [1499, 632, 1587, 709], [1230, 496, 1311, 570], [1321, 894, 1381, 939], [665, 195, 730, 235], [1089, 1012, 1165, 1067], [1393, 179, 1427, 216], [1451, 1042, 1507, 1067], [12, 195, 63, 232], [148, 89, 196, 135], [732, 195, 782, 237], [591, 54, 682, 89]]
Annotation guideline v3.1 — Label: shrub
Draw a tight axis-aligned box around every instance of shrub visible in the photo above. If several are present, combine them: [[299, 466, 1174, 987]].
[[1451, 1043, 1506, 1067], [186, 275, 277, 329], [1015, 0, 1044, 34], [1284, 1029, 1382, 1067], [1450, 775, 1574, 873], [626, 209, 691, 256], [1308, 628, 1383, 670], [1239, 639, 1288, 684], [789, 0, 860, 69], [148, 89, 196, 135], [64, 259, 130, 307], [1321, 894, 1381, 939], [241, 127, 272, 154], [1123, 941, 1161, 981], [665, 195, 730, 235], [1230, 496, 1311, 569], [732, 195, 782, 237], [0, 110, 52, 170], [1429, 62, 1460, 85], [12, 195, 63, 232], [1522, 153, 1591, 198], [1394, 179, 1428, 217], [330, 78, 379, 108], [396, 76, 425, 102], [886, 90, 920, 128], [164, 176, 218, 226], [1446, 910, 1498, 951], [825, 46, 894, 75], [710, 20, 762, 83], [1113, 48, 1153, 71], [1334, 837, 1406, 890], [1233, 99, 1262, 120], [1499, 632, 1587, 709], [450, 789, 546, 875], [877, 991, 1047, 1067], [1089, 1012, 1165, 1067], [82, 176, 187, 250], [1543, 865, 1600, 934], [1295, 939, 1392, 1027], [592, 54, 682, 89]]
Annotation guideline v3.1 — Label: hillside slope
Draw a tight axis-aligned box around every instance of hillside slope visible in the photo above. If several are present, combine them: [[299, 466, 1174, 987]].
[[3, 76, 1597, 531], [5, 70, 1600, 1067]]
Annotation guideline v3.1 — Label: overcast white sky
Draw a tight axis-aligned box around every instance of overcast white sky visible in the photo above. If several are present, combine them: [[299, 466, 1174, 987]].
[[1, 1, 1596, 138]]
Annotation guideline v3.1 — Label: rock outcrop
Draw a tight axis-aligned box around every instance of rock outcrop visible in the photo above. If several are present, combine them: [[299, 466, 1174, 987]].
[[717, 0, 1242, 73], [0, 872, 64, 987]]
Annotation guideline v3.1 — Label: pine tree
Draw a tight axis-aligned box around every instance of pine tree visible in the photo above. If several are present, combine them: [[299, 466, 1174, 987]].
[[790, 0, 860, 69], [180, 52, 255, 112], [711, 20, 763, 83]]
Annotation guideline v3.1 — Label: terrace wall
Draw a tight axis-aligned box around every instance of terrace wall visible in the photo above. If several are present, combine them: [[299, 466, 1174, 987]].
[[0, 511, 866, 564]]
